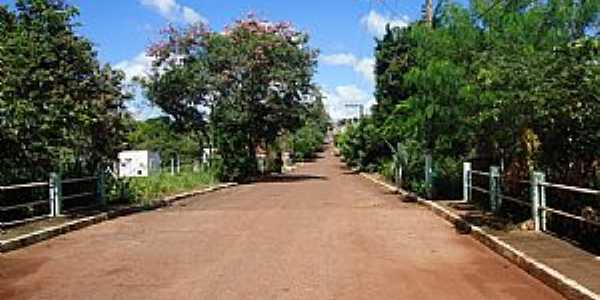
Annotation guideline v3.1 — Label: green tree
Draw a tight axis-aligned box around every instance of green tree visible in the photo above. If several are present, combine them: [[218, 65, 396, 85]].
[[127, 117, 199, 163], [288, 95, 330, 160], [141, 16, 319, 181], [372, 25, 415, 126], [0, 0, 130, 184], [346, 0, 599, 200]]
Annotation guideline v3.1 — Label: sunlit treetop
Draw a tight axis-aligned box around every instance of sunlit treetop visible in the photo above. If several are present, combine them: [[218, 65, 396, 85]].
[[224, 13, 302, 41], [147, 22, 210, 65], [147, 13, 310, 67]]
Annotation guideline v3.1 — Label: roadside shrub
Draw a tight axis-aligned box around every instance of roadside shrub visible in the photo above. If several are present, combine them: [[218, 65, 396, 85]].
[[380, 159, 395, 182], [335, 119, 387, 171], [289, 122, 325, 160]]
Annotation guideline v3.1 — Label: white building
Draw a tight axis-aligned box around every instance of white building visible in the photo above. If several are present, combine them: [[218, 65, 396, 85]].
[[118, 150, 161, 177], [202, 147, 218, 164]]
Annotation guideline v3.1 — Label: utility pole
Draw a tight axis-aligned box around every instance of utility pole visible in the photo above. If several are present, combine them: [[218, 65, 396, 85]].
[[422, 0, 433, 26]]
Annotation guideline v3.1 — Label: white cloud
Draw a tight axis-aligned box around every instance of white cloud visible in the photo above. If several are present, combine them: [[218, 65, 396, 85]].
[[361, 10, 409, 37], [322, 85, 375, 120], [115, 52, 154, 81], [321, 53, 358, 66], [321, 53, 375, 83], [127, 95, 164, 121], [182, 6, 203, 24], [115, 52, 164, 120], [141, 0, 176, 15], [140, 0, 207, 24], [354, 58, 375, 83]]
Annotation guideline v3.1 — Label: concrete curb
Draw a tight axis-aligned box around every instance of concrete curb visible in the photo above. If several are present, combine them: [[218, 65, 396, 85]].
[[0, 183, 238, 254], [359, 172, 600, 300]]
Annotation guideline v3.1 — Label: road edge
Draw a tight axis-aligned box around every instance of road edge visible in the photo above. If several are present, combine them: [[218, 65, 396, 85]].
[[0, 182, 238, 254], [359, 172, 600, 300]]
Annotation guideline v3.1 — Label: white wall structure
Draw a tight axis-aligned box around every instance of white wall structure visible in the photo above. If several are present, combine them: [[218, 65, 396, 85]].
[[118, 150, 161, 177], [202, 148, 218, 164]]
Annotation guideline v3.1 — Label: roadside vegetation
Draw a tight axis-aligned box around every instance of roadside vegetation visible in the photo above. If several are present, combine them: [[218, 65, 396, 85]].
[[127, 117, 200, 164], [336, 0, 599, 249], [0, 0, 130, 186], [0, 0, 328, 217], [139, 15, 329, 181], [111, 167, 219, 205], [288, 99, 330, 161]]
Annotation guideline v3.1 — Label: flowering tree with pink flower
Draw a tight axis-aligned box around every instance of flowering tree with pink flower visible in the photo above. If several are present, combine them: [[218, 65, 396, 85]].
[[140, 15, 319, 180]]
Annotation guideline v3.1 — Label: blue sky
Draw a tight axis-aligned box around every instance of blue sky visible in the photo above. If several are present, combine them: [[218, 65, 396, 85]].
[[1, 0, 443, 120]]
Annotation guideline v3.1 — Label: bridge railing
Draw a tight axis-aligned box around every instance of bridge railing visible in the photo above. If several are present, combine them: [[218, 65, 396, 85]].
[[0, 172, 105, 229], [463, 162, 600, 232]]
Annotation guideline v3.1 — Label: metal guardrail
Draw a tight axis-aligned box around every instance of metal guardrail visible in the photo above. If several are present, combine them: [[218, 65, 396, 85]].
[[62, 176, 97, 184], [463, 162, 600, 232], [0, 173, 105, 229], [471, 186, 490, 194], [1, 215, 50, 228], [0, 180, 52, 229], [470, 170, 490, 176], [499, 194, 531, 207], [0, 200, 50, 212], [0, 181, 49, 191], [540, 182, 600, 196]]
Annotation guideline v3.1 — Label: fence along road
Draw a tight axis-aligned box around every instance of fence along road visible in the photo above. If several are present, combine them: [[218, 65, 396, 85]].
[[464, 162, 600, 232], [0, 147, 564, 299], [0, 173, 103, 229]]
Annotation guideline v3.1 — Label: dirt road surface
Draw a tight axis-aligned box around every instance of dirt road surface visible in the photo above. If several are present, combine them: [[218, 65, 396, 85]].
[[0, 148, 565, 299]]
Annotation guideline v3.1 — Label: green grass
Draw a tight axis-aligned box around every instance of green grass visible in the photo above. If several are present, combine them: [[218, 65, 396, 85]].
[[127, 167, 219, 205]]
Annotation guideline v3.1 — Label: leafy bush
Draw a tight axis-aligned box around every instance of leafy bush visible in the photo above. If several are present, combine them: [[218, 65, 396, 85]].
[[289, 122, 325, 160], [379, 159, 395, 182], [335, 119, 387, 171]]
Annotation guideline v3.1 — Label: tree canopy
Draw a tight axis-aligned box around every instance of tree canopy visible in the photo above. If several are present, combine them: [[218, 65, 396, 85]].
[[0, 0, 131, 184], [141, 16, 321, 180], [337, 0, 599, 250]]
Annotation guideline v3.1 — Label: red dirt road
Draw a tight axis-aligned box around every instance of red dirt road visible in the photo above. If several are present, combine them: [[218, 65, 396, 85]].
[[0, 149, 564, 299]]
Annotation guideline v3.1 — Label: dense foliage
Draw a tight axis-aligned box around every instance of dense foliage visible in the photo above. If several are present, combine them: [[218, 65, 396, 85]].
[[337, 0, 599, 247], [141, 16, 322, 181], [339, 0, 599, 190], [127, 117, 199, 163], [0, 0, 130, 185], [288, 96, 330, 160]]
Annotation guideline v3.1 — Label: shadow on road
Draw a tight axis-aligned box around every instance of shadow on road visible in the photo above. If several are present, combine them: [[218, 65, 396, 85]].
[[341, 170, 360, 175], [252, 174, 328, 183], [297, 154, 325, 163]]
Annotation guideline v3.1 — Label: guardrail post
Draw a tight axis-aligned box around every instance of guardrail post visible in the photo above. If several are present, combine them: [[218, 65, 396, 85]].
[[396, 163, 403, 189], [490, 166, 500, 213], [425, 153, 432, 199], [538, 172, 547, 232], [531, 172, 544, 232], [96, 170, 106, 207], [49, 173, 62, 217], [170, 158, 175, 176], [257, 155, 265, 174], [463, 162, 472, 202]]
